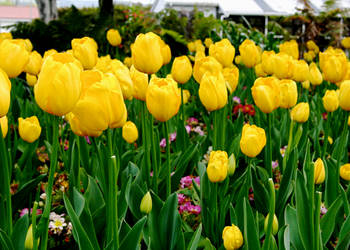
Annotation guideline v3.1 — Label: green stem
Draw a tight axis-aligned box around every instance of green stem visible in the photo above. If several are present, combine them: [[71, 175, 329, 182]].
[[266, 114, 272, 177], [283, 118, 294, 173], [74, 135, 81, 189], [221, 107, 226, 150], [163, 121, 171, 197], [213, 111, 218, 150], [32, 201, 39, 250], [322, 112, 330, 158], [314, 192, 322, 250], [143, 103, 151, 187], [262, 178, 276, 250], [181, 86, 186, 146], [150, 117, 158, 193]]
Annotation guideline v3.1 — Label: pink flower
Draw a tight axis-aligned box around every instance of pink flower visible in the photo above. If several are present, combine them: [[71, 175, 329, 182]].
[[187, 117, 198, 124], [194, 176, 200, 185], [193, 126, 204, 136], [272, 160, 279, 169], [185, 125, 191, 134], [19, 208, 42, 217], [177, 193, 186, 204], [85, 136, 91, 144], [233, 96, 241, 104], [170, 132, 177, 142], [160, 138, 166, 148]]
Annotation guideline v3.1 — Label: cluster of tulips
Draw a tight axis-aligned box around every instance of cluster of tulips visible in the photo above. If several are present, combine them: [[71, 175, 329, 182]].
[[0, 25, 350, 250]]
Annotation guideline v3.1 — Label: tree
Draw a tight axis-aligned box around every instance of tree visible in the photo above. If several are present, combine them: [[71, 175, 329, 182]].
[[35, 0, 58, 24]]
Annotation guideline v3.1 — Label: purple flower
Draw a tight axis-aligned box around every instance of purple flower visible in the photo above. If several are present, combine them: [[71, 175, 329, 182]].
[[170, 132, 177, 142], [180, 176, 193, 188], [194, 176, 200, 185], [320, 204, 328, 216], [272, 160, 279, 169], [193, 126, 204, 136], [177, 193, 186, 204], [187, 117, 198, 124], [160, 138, 166, 148], [233, 96, 241, 104], [19, 208, 42, 217], [85, 136, 91, 144], [188, 204, 201, 215], [185, 125, 191, 134]]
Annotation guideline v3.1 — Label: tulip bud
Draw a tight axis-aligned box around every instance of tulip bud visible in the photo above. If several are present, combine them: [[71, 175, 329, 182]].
[[322, 90, 339, 112], [314, 158, 325, 184], [187, 41, 196, 52], [273, 53, 294, 79], [140, 191, 152, 214], [302, 80, 310, 90], [130, 65, 148, 101], [24, 51, 43, 75], [71, 37, 98, 70], [222, 224, 243, 250], [123, 57, 132, 68], [239, 39, 261, 68], [0, 115, 8, 138], [204, 38, 212, 48], [279, 40, 299, 59], [264, 214, 279, 235], [94, 55, 112, 73], [0, 32, 12, 44], [279, 79, 297, 109], [235, 55, 242, 65], [171, 56, 192, 84], [25, 224, 40, 250], [18, 116, 41, 143], [159, 40, 171, 66], [309, 62, 323, 86], [304, 51, 315, 62], [206, 150, 228, 183], [43, 49, 58, 61], [194, 40, 204, 52], [306, 40, 319, 53], [319, 50, 347, 83], [240, 124, 266, 158], [339, 80, 350, 111], [109, 59, 134, 100], [183, 89, 191, 104], [292, 60, 309, 82], [122, 121, 138, 144], [290, 102, 310, 123], [106, 29, 122, 46], [228, 154, 236, 176], [340, 164, 350, 181], [222, 66, 239, 94], [0, 68, 11, 117], [261, 50, 275, 75], [26, 73, 37, 87], [341, 37, 350, 49], [251, 77, 280, 113], [193, 56, 222, 84], [209, 39, 235, 67]]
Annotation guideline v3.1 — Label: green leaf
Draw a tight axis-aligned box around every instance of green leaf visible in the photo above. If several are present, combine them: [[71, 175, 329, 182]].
[[324, 158, 338, 207], [0, 229, 14, 250], [187, 224, 202, 250], [285, 205, 303, 250], [11, 213, 29, 250], [320, 196, 343, 245], [243, 197, 260, 250], [84, 176, 105, 217], [119, 216, 147, 250]]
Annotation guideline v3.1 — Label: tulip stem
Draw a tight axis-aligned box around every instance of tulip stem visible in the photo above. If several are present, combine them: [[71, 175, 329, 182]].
[[322, 112, 330, 158], [266, 114, 272, 177], [314, 191, 322, 250], [262, 178, 275, 250], [163, 121, 171, 197], [283, 118, 294, 173], [181, 86, 186, 146], [32, 201, 39, 250], [150, 116, 158, 193]]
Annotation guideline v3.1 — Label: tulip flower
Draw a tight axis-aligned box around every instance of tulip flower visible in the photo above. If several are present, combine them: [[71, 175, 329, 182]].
[[306, 40, 319, 53], [261, 50, 275, 75], [227, 153, 236, 176], [123, 57, 132, 68], [159, 39, 171, 65], [109, 59, 134, 100], [314, 158, 325, 184], [240, 123, 266, 158], [94, 55, 112, 73], [193, 56, 222, 83], [106, 29, 122, 46], [279, 40, 299, 59], [254, 63, 267, 77], [292, 60, 309, 82], [323, 90, 339, 112], [34, 53, 82, 116], [18, 116, 41, 143], [206, 150, 228, 182], [187, 41, 196, 52], [319, 49, 347, 83], [235, 55, 242, 65], [0, 39, 29, 78], [309, 62, 323, 86], [171, 56, 192, 84], [194, 39, 205, 52], [222, 224, 243, 250], [340, 164, 350, 181], [199, 71, 227, 112], [339, 80, 350, 111], [24, 51, 42, 75], [264, 214, 279, 235], [273, 53, 294, 79], [279, 79, 297, 109], [0, 68, 11, 117], [204, 38, 213, 48], [239, 39, 261, 68], [43, 49, 58, 61], [304, 51, 316, 62], [0, 32, 12, 44], [209, 38, 235, 67], [71, 37, 98, 70], [140, 191, 152, 214], [122, 121, 138, 143], [222, 66, 239, 94], [341, 37, 350, 49], [25, 225, 40, 250], [0, 115, 8, 138], [251, 77, 280, 113], [290, 102, 310, 123], [302, 80, 310, 90], [183, 89, 190, 104], [130, 65, 148, 101]]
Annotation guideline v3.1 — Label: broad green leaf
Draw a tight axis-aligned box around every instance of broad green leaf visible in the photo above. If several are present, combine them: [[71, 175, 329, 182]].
[[285, 205, 303, 250], [243, 197, 260, 250], [320, 196, 343, 245], [187, 224, 202, 250], [0, 229, 14, 250], [119, 216, 147, 250], [11, 213, 29, 250]]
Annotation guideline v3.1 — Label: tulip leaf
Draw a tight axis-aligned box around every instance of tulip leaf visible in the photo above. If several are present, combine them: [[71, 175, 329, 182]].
[[243, 197, 261, 250], [0, 229, 14, 250], [251, 167, 269, 214], [324, 158, 338, 207], [336, 215, 350, 250], [187, 224, 202, 250], [284, 205, 303, 250], [11, 213, 29, 250], [84, 176, 105, 217], [119, 216, 147, 250], [320, 196, 343, 245]]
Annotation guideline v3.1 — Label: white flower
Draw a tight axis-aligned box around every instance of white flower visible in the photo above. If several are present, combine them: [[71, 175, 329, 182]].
[[40, 193, 47, 200], [67, 222, 73, 235], [49, 213, 67, 235]]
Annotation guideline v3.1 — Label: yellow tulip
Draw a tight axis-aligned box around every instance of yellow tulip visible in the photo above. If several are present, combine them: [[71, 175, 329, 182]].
[[209, 38, 235, 67], [130, 65, 148, 101], [341, 37, 350, 49], [132, 32, 164, 74], [34, 53, 83, 116], [94, 55, 112, 73], [222, 66, 239, 94], [240, 123, 266, 158], [71, 37, 98, 70], [227, 153, 236, 176], [0, 32, 12, 44], [171, 56, 192, 84], [251, 77, 280, 113], [273, 53, 294, 79], [18, 116, 41, 143], [0, 116, 8, 138], [140, 191, 152, 214], [194, 50, 205, 61], [279, 40, 299, 59], [239, 39, 261, 68], [122, 121, 138, 143], [109, 59, 134, 100], [235, 55, 242, 65], [323, 90, 339, 112], [279, 79, 297, 109], [340, 164, 350, 181], [309, 62, 323, 86], [292, 60, 309, 82], [302, 80, 310, 90], [187, 41, 196, 52], [183, 89, 190, 104], [290, 102, 309, 123], [204, 37, 213, 48], [254, 63, 267, 77], [261, 50, 275, 75], [146, 76, 181, 122], [26, 73, 37, 87], [193, 56, 222, 83], [24, 51, 42, 75], [43, 49, 58, 61], [319, 50, 347, 83], [314, 158, 325, 184], [306, 40, 319, 53], [159, 39, 171, 65], [222, 224, 243, 250], [123, 57, 132, 68], [206, 150, 228, 183], [67, 112, 103, 137], [339, 80, 350, 111], [199, 71, 227, 111], [106, 29, 122, 46], [304, 51, 315, 62], [0, 39, 29, 78], [264, 214, 279, 235], [23, 39, 33, 52], [25, 225, 40, 250], [194, 40, 205, 52], [0, 68, 11, 117]]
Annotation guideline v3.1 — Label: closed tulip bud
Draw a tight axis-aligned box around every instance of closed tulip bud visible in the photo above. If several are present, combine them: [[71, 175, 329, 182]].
[[341, 37, 350, 49], [222, 66, 239, 94], [72, 37, 98, 70], [183, 89, 190, 104], [323, 90, 339, 112], [302, 80, 310, 90], [106, 29, 122, 46], [130, 65, 148, 101], [132, 32, 163, 74], [314, 158, 325, 184], [339, 80, 350, 111], [140, 191, 152, 214], [209, 39, 235, 67], [26, 73, 37, 87], [240, 123, 266, 157], [199, 71, 227, 111], [204, 37, 213, 48], [206, 150, 228, 182], [222, 224, 243, 250], [273, 53, 294, 79], [194, 50, 205, 61], [279, 79, 298, 109], [340, 164, 350, 181], [110, 59, 134, 100], [171, 56, 192, 84], [292, 60, 309, 82], [25, 224, 40, 250], [235, 55, 242, 65], [0, 68, 11, 117], [290, 102, 310, 123], [187, 41, 196, 52], [123, 57, 132, 68], [239, 39, 261, 68], [194, 39, 205, 52], [193, 56, 222, 83], [0, 39, 29, 78], [228, 153, 236, 176], [279, 40, 299, 59], [94, 55, 112, 73], [23, 39, 33, 52], [43, 49, 58, 61], [146, 77, 181, 122], [308, 62, 323, 86], [24, 51, 42, 75], [0, 32, 12, 44], [34, 53, 82, 116], [122, 121, 138, 143], [319, 50, 347, 83], [159, 40, 171, 65], [251, 77, 280, 113], [254, 63, 267, 77], [18, 116, 41, 143], [0, 116, 8, 138], [306, 40, 319, 53], [261, 50, 275, 75], [67, 112, 103, 137], [264, 214, 279, 235], [304, 51, 313, 62]]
